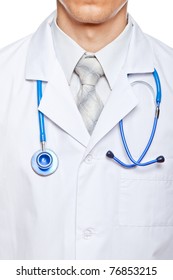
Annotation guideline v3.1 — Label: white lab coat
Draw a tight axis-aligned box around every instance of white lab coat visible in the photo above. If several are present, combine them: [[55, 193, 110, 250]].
[[0, 12, 173, 260]]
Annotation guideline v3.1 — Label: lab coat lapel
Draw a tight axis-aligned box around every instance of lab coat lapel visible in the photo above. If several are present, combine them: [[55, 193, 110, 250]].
[[125, 16, 155, 74], [38, 63, 90, 147], [85, 70, 138, 153], [85, 16, 155, 153], [25, 11, 90, 147], [25, 13, 155, 150]]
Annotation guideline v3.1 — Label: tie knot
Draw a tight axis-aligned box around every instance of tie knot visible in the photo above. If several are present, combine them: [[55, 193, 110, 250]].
[[75, 54, 104, 86]]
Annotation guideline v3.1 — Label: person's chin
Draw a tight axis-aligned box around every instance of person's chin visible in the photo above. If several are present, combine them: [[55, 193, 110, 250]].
[[68, 8, 112, 25]]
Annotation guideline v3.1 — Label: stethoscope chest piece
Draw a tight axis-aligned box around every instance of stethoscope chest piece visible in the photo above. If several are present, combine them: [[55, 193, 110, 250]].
[[31, 149, 59, 176]]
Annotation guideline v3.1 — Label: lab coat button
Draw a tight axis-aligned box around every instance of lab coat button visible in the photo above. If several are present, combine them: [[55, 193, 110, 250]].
[[83, 228, 95, 240], [84, 154, 93, 164]]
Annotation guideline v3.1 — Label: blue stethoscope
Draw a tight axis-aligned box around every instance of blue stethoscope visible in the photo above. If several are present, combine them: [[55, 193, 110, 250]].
[[31, 69, 164, 176], [106, 69, 165, 167], [31, 81, 59, 176]]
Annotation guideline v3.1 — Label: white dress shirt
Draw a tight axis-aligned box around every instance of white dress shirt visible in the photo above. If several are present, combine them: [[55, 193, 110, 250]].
[[51, 15, 133, 105]]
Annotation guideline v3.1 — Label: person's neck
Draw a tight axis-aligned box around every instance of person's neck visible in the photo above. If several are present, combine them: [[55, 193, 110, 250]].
[[57, 3, 128, 53]]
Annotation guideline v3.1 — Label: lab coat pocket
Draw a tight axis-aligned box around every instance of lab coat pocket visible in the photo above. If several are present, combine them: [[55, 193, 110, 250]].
[[119, 159, 173, 227]]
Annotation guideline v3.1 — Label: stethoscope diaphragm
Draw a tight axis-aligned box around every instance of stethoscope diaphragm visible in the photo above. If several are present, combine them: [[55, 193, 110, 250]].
[[31, 149, 59, 176]]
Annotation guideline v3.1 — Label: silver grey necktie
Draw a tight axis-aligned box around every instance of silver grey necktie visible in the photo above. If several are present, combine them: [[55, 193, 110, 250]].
[[75, 54, 104, 134]]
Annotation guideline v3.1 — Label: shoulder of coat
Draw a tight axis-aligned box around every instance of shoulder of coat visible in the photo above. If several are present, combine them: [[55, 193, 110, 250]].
[[145, 33, 173, 61], [145, 34, 173, 92], [0, 34, 33, 69]]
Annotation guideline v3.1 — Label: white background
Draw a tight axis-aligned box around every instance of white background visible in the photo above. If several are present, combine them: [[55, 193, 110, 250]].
[[0, 0, 172, 48]]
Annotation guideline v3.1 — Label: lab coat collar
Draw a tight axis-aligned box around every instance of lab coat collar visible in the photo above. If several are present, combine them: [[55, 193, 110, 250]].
[[51, 17, 85, 85], [25, 11, 155, 149], [25, 12, 154, 81], [96, 15, 133, 89], [25, 11, 56, 82], [125, 16, 155, 74], [25, 11, 90, 147]]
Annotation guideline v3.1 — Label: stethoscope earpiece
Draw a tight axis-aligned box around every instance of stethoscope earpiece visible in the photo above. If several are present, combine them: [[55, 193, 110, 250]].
[[106, 151, 115, 159], [156, 156, 165, 163]]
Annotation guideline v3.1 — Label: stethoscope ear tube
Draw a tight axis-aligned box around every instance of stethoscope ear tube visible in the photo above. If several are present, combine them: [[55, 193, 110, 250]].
[[153, 69, 162, 104], [106, 69, 165, 168]]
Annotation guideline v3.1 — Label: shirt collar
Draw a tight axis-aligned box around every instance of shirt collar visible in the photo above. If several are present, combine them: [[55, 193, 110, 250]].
[[51, 15, 133, 89], [96, 16, 133, 89], [25, 11, 154, 82], [51, 18, 84, 85]]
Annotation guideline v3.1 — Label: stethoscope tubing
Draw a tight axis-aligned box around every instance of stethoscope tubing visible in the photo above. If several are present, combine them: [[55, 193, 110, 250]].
[[37, 80, 46, 143], [153, 69, 162, 103], [32, 69, 164, 176], [106, 69, 165, 168], [119, 117, 158, 166], [31, 81, 59, 176]]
